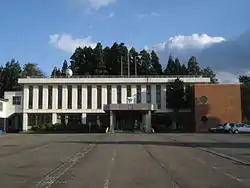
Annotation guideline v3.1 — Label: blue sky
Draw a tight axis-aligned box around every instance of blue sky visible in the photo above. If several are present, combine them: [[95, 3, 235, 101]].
[[0, 0, 250, 76]]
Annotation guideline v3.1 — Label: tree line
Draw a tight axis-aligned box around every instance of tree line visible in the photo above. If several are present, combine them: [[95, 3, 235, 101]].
[[0, 42, 220, 98], [0, 60, 44, 97], [52, 42, 218, 83]]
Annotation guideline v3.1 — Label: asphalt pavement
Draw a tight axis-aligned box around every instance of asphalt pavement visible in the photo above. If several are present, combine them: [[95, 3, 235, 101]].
[[0, 133, 250, 188]]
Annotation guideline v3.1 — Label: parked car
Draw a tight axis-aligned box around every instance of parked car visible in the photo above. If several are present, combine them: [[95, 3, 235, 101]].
[[209, 123, 235, 133], [230, 123, 250, 134]]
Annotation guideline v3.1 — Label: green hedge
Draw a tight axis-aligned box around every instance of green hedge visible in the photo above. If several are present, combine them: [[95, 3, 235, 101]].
[[30, 123, 106, 133]]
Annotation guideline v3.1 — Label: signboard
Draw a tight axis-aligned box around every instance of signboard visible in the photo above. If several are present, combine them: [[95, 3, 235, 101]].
[[127, 97, 136, 104], [200, 96, 208, 104]]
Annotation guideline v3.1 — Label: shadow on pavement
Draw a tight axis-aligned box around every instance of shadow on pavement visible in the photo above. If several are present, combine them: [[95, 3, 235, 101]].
[[56, 140, 250, 149]]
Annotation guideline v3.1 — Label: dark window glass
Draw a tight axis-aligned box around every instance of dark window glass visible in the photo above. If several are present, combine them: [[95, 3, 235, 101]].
[[127, 85, 131, 97], [38, 86, 43, 109], [107, 85, 112, 104], [87, 85, 92, 109], [117, 85, 121, 104], [146, 85, 151, 103], [97, 85, 102, 109], [67, 85, 72, 109], [58, 85, 62, 109], [48, 86, 53, 109], [77, 85, 82, 109], [12, 96, 21, 105], [136, 85, 141, 103], [28, 86, 33, 109], [156, 85, 161, 109]]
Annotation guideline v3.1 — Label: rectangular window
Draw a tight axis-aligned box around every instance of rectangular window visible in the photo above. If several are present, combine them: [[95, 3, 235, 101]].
[[87, 85, 92, 109], [107, 85, 112, 104], [58, 85, 62, 109], [127, 85, 131, 98], [117, 85, 121, 104], [0, 102, 3, 111], [146, 85, 151, 103], [156, 85, 161, 109], [77, 85, 82, 109], [12, 96, 21, 105], [136, 85, 141, 103], [28, 86, 33, 109], [38, 86, 43, 109], [97, 85, 102, 109], [48, 86, 53, 109], [67, 85, 72, 109]]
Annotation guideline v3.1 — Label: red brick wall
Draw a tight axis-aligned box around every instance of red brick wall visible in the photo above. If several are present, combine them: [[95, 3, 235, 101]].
[[194, 84, 242, 132]]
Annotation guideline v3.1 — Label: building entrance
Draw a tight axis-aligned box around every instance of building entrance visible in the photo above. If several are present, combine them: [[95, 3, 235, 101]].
[[115, 111, 143, 131]]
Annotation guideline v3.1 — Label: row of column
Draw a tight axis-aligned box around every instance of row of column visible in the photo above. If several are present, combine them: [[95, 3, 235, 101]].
[[23, 84, 167, 110]]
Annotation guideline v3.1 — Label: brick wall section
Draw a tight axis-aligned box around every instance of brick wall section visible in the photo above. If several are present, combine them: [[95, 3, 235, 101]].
[[194, 84, 242, 132]]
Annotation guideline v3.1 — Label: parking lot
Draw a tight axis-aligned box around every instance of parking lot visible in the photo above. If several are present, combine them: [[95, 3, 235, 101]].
[[0, 133, 250, 188]]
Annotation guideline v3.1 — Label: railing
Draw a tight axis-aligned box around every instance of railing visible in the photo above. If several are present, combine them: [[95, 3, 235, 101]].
[[20, 75, 209, 79]]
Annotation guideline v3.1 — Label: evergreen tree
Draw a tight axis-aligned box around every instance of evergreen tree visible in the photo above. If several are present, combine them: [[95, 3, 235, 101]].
[[187, 56, 200, 75], [150, 50, 162, 75], [61, 60, 68, 75]]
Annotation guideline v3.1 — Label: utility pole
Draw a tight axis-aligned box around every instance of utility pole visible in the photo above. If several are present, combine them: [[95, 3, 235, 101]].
[[121, 56, 123, 76], [134, 56, 137, 76], [127, 50, 130, 77]]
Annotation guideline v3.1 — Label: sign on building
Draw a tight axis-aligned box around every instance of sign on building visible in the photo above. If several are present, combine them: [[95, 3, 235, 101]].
[[127, 97, 136, 104]]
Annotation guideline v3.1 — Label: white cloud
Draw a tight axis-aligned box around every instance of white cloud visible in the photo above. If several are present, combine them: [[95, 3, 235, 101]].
[[151, 34, 226, 51], [49, 34, 96, 53], [216, 71, 240, 84], [137, 12, 160, 19], [74, 0, 116, 10]]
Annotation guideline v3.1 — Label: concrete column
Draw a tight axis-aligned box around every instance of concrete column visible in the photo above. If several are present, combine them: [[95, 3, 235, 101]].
[[121, 85, 126, 104], [23, 85, 29, 110], [145, 111, 152, 133], [82, 85, 87, 110], [92, 85, 97, 109], [81, 113, 86, 124], [111, 85, 117, 104], [151, 85, 156, 104], [102, 85, 107, 107], [52, 85, 58, 110], [131, 85, 137, 103], [110, 111, 115, 133], [43, 85, 48, 109], [52, 113, 57, 124], [62, 85, 68, 109], [23, 113, 28, 131], [33, 86, 39, 110], [72, 85, 77, 109]]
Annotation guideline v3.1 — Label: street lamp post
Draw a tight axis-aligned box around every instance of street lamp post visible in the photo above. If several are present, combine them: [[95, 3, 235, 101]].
[[127, 51, 130, 77]]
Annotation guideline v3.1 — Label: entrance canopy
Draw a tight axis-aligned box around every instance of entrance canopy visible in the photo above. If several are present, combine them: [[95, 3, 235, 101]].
[[103, 103, 158, 111]]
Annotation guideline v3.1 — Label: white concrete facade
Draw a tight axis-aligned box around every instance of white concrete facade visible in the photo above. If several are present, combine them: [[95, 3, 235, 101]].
[[0, 76, 210, 131]]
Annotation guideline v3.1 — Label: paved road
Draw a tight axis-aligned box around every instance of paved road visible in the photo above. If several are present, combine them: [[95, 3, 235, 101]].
[[0, 133, 250, 188]]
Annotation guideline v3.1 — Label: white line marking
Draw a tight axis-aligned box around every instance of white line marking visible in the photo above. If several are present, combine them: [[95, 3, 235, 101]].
[[104, 150, 117, 188], [35, 144, 95, 188], [192, 157, 206, 164], [224, 172, 243, 182], [199, 147, 250, 166]]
